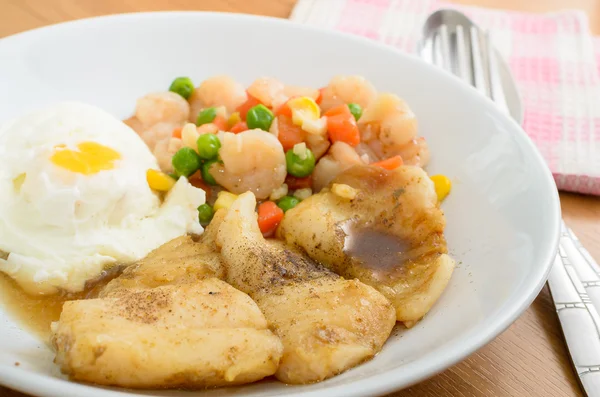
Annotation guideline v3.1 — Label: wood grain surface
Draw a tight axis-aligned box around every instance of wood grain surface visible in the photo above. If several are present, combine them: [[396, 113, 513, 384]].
[[1, 1, 599, 396]]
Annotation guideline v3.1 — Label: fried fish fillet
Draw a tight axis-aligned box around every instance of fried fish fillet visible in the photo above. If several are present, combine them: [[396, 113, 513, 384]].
[[100, 211, 225, 296], [52, 279, 283, 388], [51, 212, 283, 389], [278, 165, 455, 326], [217, 192, 396, 384]]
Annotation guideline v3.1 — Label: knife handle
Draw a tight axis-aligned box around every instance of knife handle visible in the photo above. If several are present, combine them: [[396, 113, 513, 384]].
[[547, 222, 600, 396]]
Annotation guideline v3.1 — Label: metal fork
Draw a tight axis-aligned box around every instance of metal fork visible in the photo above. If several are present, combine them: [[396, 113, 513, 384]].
[[419, 9, 600, 396]]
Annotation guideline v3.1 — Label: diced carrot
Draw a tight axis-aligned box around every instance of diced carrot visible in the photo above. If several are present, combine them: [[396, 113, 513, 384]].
[[236, 93, 262, 120], [285, 175, 312, 190], [324, 104, 351, 118], [188, 171, 211, 199], [274, 96, 300, 118], [315, 87, 326, 105], [371, 155, 404, 170], [212, 115, 228, 131], [277, 115, 306, 151], [257, 201, 284, 237], [274, 102, 293, 118], [327, 117, 360, 146], [230, 121, 248, 134], [172, 127, 183, 139], [325, 105, 360, 146]]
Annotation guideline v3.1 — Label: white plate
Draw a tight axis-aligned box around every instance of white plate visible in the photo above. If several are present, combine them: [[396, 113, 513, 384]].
[[0, 11, 560, 397]]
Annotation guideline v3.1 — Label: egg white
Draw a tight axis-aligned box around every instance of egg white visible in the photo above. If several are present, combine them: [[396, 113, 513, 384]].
[[0, 102, 205, 294]]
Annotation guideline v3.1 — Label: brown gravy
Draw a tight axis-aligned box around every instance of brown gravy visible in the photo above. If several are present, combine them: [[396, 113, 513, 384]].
[[342, 223, 411, 277], [0, 267, 123, 342]]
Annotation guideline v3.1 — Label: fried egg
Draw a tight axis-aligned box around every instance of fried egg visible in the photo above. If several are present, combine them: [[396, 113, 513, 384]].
[[0, 102, 205, 295]]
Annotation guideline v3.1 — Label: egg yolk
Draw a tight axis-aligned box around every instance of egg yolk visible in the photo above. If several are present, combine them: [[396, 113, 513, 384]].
[[51, 142, 121, 174]]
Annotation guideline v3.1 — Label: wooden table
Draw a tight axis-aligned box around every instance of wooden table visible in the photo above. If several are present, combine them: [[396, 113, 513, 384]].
[[1, 0, 599, 396]]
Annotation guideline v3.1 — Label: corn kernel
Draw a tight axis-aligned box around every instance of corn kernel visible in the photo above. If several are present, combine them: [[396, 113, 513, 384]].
[[228, 111, 241, 128], [331, 183, 358, 200], [293, 142, 308, 160], [293, 188, 313, 200], [269, 118, 279, 137], [269, 183, 289, 201], [146, 169, 176, 192], [215, 106, 227, 119], [214, 191, 239, 211], [287, 96, 321, 127], [301, 116, 327, 135], [181, 123, 200, 150], [430, 174, 452, 202]]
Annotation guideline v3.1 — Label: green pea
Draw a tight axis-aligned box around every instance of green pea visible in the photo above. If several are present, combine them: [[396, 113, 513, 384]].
[[196, 133, 221, 160], [201, 160, 218, 185], [285, 148, 315, 178], [169, 77, 194, 100], [196, 107, 217, 126], [347, 103, 362, 121], [277, 196, 300, 213], [171, 147, 201, 177], [246, 104, 274, 131], [197, 203, 214, 225]]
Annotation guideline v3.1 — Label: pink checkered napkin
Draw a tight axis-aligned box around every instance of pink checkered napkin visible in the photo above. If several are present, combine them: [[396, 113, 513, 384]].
[[291, 0, 600, 196]]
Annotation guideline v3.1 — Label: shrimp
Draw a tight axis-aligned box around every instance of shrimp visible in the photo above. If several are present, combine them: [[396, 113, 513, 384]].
[[139, 122, 181, 151], [312, 142, 365, 192], [397, 137, 430, 167], [306, 133, 331, 160], [135, 92, 190, 127], [319, 75, 377, 112], [248, 78, 320, 110], [210, 129, 286, 199], [123, 116, 144, 135], [188, 75, 247, 121], [283, 85, 320, 101], [358, 93, 426, 165], [154, 137, 183, 173], [247, 77, 288, 109], [354, 142, 380, 164]]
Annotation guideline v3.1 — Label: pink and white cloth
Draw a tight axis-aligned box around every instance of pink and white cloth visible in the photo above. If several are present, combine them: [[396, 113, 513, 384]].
[[291, 0, 600, 196]]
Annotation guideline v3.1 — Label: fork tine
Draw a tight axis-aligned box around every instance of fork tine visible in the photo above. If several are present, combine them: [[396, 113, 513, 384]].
[[439, 24, 452, 72], [455, 25, 471, 84], [419, 37, 434, 66], [432, 32, 441, 68], [432, 28, 451, 72], [485, 32, 511, 115], [469, 26, 490, 97], [478, 29, 494, 98]]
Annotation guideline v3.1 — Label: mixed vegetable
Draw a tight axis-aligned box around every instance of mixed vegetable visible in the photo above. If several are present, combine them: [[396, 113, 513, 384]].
[[136, 75, 452, 237]]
